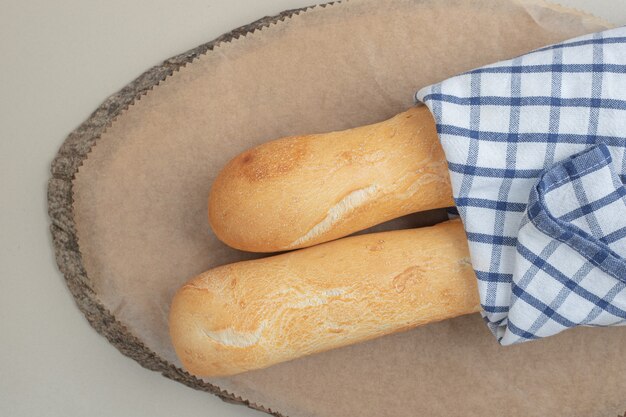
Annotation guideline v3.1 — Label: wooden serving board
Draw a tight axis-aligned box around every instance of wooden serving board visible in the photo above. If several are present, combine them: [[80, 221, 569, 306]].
[[48, 1, 626, 416]]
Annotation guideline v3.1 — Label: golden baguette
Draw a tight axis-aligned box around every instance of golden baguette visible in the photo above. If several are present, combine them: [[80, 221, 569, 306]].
[[208, 106, 452, 252], [169, 219, 479, 377]]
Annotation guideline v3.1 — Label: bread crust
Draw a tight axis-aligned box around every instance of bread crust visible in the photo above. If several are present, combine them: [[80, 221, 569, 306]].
[[169, 219, 479, 377], [208, 106, 453, 252]]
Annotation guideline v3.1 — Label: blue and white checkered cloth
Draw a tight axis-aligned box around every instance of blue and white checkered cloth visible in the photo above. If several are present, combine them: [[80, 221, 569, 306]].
[[415, 26, 626, 345]]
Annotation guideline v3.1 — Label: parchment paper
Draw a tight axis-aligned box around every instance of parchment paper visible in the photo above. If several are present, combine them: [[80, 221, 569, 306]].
[[72, 0, 626, 416]]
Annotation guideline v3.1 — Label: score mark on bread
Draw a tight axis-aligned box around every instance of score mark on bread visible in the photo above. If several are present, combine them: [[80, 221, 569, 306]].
[[289, 184, 379, 248]]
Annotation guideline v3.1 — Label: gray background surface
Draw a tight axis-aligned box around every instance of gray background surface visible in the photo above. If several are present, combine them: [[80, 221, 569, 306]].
[[2, 1, 625, 416]]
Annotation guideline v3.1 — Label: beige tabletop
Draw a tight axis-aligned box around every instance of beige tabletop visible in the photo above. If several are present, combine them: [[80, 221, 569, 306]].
[[2, 1, 626, 416]]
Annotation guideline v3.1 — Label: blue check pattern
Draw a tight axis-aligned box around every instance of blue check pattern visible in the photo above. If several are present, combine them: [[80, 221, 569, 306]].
[[415, 27, 626, 344]]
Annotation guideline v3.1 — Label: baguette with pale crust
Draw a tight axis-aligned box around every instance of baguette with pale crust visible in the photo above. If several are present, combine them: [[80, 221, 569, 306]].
[[169, 219, 478, 377], [208, 106, 452, 253]]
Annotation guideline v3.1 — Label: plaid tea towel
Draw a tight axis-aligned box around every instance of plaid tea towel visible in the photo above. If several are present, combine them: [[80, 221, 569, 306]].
[[415, 26, 626, 345]]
